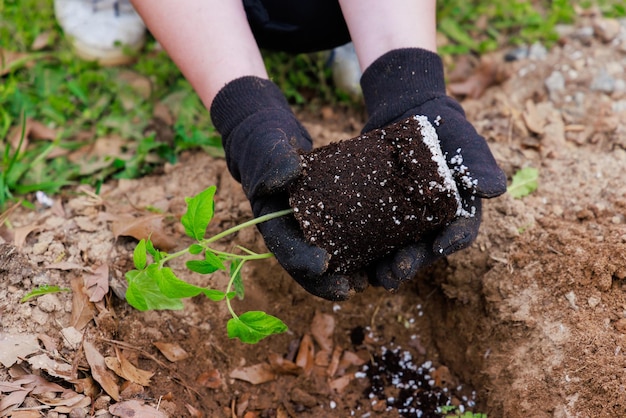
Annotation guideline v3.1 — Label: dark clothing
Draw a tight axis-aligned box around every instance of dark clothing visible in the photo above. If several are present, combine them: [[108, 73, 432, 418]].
[[243, 0, 351, 53]]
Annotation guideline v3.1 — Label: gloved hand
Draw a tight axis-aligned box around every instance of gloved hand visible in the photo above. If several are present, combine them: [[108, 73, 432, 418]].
[[210, 76, 367, 300], [360, 48, 507, 290]]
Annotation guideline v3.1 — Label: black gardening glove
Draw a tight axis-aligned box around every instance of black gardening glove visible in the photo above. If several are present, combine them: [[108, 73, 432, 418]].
[[210, 76, 367, 300], [360, 48, 507, 290]]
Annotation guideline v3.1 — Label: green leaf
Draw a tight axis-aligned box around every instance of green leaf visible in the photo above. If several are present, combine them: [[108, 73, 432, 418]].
[[508, 167, 539, 198], [186, 252, 225, 274], [181, 186, 217, 240], [125, 267, 184, 311], [230, 259, 244, 299], [133, 239, 147, 270], [189, 244, 203, 255], [205, 251, 226, 269], [145, 239, 162, 262], [186, 260, 218, 274], [157, 267, 226, 301], [227, 311, 288, 344], [20, 285, 70, 303]]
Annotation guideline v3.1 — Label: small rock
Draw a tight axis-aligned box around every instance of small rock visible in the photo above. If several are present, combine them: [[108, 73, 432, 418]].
[[528, 42, 548, 60], [69, 407, 87, 418], [37, 293, 63, 313], [596, 272, 612, 292], [504, 46, 528, 62], [615, 318, 626, 333], [554, 24, 576, 39], [93, 395, 111, 410], [564, 291, 578, 310], [588, 296, 601, 308], [30, 307, 49, 325], [553, 405, 568, 418], [593, 18, 622, 42], [572, 26, 594, 45], [591, 69, 616, 93], [32, 240, 51, 256], [552, 205, 564, 217], [61, 326, 84, 350], [615, 79, 626, 95], [545, 71, 565, 97]]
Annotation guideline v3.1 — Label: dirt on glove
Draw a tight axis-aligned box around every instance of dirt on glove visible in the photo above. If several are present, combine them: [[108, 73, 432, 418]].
[[288, 115, 464, 273]]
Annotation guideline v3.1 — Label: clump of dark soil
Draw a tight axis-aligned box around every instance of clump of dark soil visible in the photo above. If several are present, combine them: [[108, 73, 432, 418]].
[[289, 115, 464, 273]]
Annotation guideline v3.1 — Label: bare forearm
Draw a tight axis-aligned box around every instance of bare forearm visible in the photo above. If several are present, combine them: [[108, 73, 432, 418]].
[[338, 0, 437, 71], [130, 0, 267, 107]]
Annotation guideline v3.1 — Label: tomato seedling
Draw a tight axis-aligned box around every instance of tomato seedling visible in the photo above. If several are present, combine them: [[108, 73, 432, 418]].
[[125, 185, 290, 344]]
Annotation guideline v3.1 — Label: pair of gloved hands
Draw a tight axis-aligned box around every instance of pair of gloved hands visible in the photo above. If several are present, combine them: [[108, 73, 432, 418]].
[[210, 48, 507, 301]]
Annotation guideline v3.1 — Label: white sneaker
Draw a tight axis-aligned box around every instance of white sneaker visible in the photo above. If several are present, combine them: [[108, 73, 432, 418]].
[[328, 43, 363, 100], [54, 0, 146, 66]]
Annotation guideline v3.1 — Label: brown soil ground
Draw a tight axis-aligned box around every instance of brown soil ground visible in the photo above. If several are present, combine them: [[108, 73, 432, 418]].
[[2, 15, 626, 418]]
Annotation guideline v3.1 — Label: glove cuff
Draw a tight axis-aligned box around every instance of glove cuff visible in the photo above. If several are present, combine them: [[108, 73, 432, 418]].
[[360, 48, 446, 131], [210, 76, 292, 138]]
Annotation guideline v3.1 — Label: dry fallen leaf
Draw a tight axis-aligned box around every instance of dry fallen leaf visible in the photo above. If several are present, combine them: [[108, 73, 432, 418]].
[[70, 275, 96, 330], [34, 391, 90, 411], [267, 352, 301, 376], [0, 389, 30, 416], [0, 333, 40, 368], [327, 345, 343, 377], [522, 99, 546, 135], [111, 213, 176, 251], [229, 363, 276, 385], [314, 349, 331, 367], [8, 118, 57, 151], [6, 410, 41, 418], [117, 70, 152, 99], [74, 216, 99, 232], [328, 373, 354, 394], [0, 374, 65, 416], [45, 261, 90, 271], [37, 334, 58, 352], [185, 403, 204, 418], [0, 49, 43, 76], [236, 392, 250, 417], [109, 399, 167, 418], [31, 31, 54, 51], [310, 311, 335, 353], [70, 376, 99, 399], [83, 341, 120, 401], [153, 341, 189, 362], [68, 135, 131, 176], [104, 348, 154, 387], [12, 224, 41, 249], [153, 101, 174, 125], [448, 55, 509, 100], [446, 54, 479, 83], [295, 334, 315, 376], [195, 369, 222, 389], [337, 350, 368, 373], [84, 264, 109, 303], [27, 354, 73, 380]]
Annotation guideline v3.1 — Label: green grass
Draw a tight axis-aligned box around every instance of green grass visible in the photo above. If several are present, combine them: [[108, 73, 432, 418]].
[[1, 0, 624, 210], [0, 0, 221, 209]]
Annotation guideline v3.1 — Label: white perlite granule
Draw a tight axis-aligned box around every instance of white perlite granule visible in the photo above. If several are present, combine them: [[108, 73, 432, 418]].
[[412, 115, 471, 218]]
